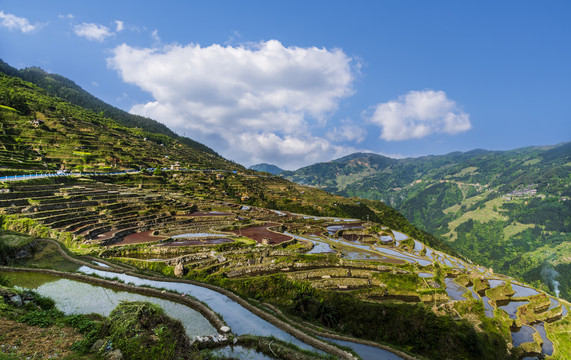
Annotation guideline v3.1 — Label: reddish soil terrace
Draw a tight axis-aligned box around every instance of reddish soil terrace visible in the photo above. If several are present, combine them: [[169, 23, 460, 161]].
[[229, 222, 292, 244], [161, 238, 234, 247], [113, 230, 169, 246], [178, 211, 233, 217]]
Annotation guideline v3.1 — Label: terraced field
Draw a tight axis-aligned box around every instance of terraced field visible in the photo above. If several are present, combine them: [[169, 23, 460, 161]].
[[1, 174, 569, 359]]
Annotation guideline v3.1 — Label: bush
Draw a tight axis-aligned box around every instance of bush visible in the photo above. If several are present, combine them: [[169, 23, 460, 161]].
[[99, 301, 191, 360], [18, 308, 64, 327]]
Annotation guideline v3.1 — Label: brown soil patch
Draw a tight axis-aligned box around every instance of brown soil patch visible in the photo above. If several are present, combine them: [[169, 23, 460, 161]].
[[0, 318, 84, 359], [113, 230, 168, 246], [229, 222, 292, 244], [161, 238, 233, 247], [179, 211, 232, 217]]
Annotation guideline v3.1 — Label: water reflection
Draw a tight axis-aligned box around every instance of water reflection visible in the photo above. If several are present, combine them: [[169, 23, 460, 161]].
[[547, 297, 559, 311], [321, 337, 403, 360], [466, 285, 479, 300], [391, 231, 408, 242], [511, 283, 540, 298], [511, 325, 534, 347], [481, 295, 495, 318], [444, 277, 466, 301], [533, 322, 553, 356], [208, 345, 274, 360], [8, 272, 217, 338], [418, 272, 434, 278], [498, 301, 528, 320], [77, 266, 322, 353]]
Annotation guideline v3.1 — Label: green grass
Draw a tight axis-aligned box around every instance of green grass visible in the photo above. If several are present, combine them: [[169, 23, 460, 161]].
[[0, 231, 35, 247], [545, 308, 571, 359], [444, 196, 508, 241], [0, 104, 18, 113], [18, 241, 81, 272]]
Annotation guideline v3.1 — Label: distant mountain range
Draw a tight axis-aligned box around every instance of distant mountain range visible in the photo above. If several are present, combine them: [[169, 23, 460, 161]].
[[248, 163, 284, 175], [283, 143, 571, 300]]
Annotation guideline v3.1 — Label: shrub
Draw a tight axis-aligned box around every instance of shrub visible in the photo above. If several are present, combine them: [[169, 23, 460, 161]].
[[100, 301, 191, 360]]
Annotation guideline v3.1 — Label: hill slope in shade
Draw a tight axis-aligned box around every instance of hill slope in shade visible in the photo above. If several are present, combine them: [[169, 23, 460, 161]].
[[283, 144, 571, 300]]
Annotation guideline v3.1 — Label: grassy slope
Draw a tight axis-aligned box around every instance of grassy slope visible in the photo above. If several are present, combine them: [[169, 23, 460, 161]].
[[0, 59, 217, 156], [0, 73, 241, 173]]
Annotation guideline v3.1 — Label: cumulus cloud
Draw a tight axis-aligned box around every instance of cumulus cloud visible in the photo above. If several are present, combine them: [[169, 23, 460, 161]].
[[73, 22, 113, 42], [369, 90, 471, 141], [107, 40, 356, 168], [0, 11, 42, 33]]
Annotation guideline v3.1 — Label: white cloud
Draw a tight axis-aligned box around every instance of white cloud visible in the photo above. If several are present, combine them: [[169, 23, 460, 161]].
[[108, 40, 356, 168], [369, 90, 471, 141], [326, 123, 366, 143], [151, 29, 160, 42], [232, 132, 358, 170], [115, 20, 124, 32], [0, 11, 41, 33], [58, 14, 74, 20], [73, 22, 113, 42]]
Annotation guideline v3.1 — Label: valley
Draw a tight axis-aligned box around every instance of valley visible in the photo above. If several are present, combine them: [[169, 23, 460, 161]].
[[282, 147, 571, 301]]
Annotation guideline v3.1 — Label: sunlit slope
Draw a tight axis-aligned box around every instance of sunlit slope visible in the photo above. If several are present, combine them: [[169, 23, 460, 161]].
[[0, 73, 242, 173]]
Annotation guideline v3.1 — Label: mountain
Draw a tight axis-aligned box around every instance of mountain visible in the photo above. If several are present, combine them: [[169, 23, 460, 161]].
[[0, 70, 241, 173], [1, 60, 570, 359], [248, 163, 284, 175], [0, 59, 217, 156], [283, 144, 571, 300]]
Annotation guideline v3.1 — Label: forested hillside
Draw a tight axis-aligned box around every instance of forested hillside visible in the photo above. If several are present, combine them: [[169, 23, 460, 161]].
[[283, 145, 571, 300]]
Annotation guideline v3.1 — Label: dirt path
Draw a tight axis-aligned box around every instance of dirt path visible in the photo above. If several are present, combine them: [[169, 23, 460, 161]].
[[0, 318, 85, 359]]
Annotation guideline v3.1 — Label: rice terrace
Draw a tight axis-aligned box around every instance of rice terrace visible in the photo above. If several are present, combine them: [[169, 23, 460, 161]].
[[1, 2, 570, 360]]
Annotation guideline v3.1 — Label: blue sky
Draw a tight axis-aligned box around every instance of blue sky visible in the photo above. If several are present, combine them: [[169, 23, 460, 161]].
[[1, 1, 570, 170]]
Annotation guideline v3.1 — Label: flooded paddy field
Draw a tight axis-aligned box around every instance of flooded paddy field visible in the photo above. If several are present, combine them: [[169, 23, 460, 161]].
[[4, 271, 217, 339]]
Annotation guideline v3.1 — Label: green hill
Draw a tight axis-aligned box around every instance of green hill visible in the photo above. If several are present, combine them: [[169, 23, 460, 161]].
[[0, 71, 241, 173], [283, 145, 571, 300], [0, 59, 217, 156]]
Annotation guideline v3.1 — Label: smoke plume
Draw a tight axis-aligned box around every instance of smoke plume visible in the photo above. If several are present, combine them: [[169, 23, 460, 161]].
[[541, 264, 561, 298]]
